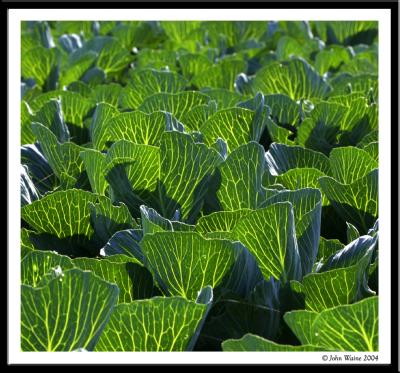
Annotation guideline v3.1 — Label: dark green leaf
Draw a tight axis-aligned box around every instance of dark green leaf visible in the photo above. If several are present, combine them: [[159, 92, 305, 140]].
[[192, 59, 247, 91], [90, 83, 122, 107], [101, 229, 144, 263], [21, 189, 98, 239], [32, 122, 85, 188], [347, 222, 360, 243], [21, 250, 74, 287], [21, 268, 119, 351], [199, 299, 280, 351], [200, 108, 260, 152], [216, 142, 266, 210], [89, 103, 119, 151], [22, 46, 58, 89], [105, 140, 160, 214], [266, 143, 331, 176], [179, 53, 213, 80], [140, 205, 195, 235], [89, 196, 137, 245], [231, 202, 302, 282], [157, 131, 223, 223], [95, 295, 211, 351], [329, 147, 378, 184], [319, 169, 378, 233], [252, 58, 331, 100], [139, 91, 210, 122], [195, 210, 252, 235], [222, 334, 325, 351], [140, 231, 239, 300], [123, 69, 187, 109], [72, 257, 153, 303], [21, 101, 35, 145], [264, 188, 322, 276], [80, 149, 107, 195], [33, 99, 70, 143], [21, 165, 40, 206], [107, 111, 168, 146]]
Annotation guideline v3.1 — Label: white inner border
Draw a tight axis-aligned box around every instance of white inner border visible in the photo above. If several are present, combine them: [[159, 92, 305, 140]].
[[8, 8, 391, 365]]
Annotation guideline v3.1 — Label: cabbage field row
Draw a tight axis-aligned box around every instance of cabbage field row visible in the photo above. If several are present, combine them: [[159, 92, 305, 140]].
[[20, 20, 379, 352]]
